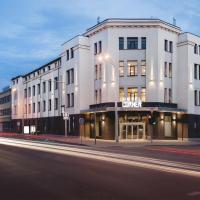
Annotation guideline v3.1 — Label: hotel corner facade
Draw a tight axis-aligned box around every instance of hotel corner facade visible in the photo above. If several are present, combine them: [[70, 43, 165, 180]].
[[11, 18, 200, 140]]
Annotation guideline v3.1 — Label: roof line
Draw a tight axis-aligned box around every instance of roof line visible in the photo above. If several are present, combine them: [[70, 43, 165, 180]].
[[11, 57, 61, 80], [85, 18, 181, 34]]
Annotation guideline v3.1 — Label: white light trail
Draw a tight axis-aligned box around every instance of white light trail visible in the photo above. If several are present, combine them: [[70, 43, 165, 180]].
[[0, 138, 199, 178]]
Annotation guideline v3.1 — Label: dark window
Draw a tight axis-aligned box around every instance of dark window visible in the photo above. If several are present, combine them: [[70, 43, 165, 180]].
[[67, 94, 70, 107], [164, 40, 168, 51], [28, 87, 31, 97], [48, 80, 52, 91], [48, 66, 51, 70], [33, 85, 35, 96], [33, 103, 35, 113], [66, 50, 69, 60], [37, 84, 40, 95], [94, 43, 97, 55], [71, 93, 74, 107], [71, 48, 74, 58], [194, 44, 198, 54], [43, 82, 46, 93], [38, 102, 40, 112], [194, 64, 198, 79], [199, 65, 200, 80], [127, 37, 138, 49], [43, 68, 45, 73], [67, 70, 70, 84], [71, 69, 74, 84], [169, 88, 172, 103], [169, 41, 173, 53], [43, 101, 46, 112], [99, 41, 102, 53], [194, 90, 198, 106], [119, 37, 124, 50], [141, 37, 146, 49], [54, 77, 58, 90], [48, 99, 51, 111], [164, 62, 168, 77], [55, 98, 58, 110], [24, 89, 27, 98], [169, 63, 172, 78]]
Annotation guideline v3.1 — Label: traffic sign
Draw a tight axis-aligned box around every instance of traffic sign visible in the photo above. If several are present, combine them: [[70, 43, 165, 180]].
[[63, 112, 69, 120]]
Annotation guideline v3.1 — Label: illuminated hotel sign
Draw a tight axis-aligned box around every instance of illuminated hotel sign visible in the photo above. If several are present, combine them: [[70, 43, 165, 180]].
[[122, 99, 142, 108]]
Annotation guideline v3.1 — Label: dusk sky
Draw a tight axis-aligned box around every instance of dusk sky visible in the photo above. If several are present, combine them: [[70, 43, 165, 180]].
[[0, 0, 200, 90]]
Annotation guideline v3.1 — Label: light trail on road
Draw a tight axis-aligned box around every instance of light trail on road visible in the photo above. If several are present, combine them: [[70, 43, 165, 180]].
[[0, 138, 199, 178]]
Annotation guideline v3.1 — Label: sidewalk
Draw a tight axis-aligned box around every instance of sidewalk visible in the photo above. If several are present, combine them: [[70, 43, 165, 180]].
[[0, 132, 199, 147]]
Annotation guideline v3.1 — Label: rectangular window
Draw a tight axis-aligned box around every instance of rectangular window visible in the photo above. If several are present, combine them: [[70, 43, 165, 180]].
[[66, 50, 69, 60], [169, 63, 172, 78], [164, 40, 168, 51], [67, 70, 70, 85], [194, 64, 198, 79], [119, 37, 124, 50], [164, 62, 168, 77], [99, 41, 102, 53], [43, 82, 46, 93], [194, 90, 198, 106], [164, 88, 168, 103], [43, 101, 46, 112], [141, 37, 146, 49], [71, 69, 74, 83], [95, 65, 98, 80], [71, 93, 74, 107], [128, 61, 138, 76], [54, 77, 58, 90], [54, 98, 58, 110], [141, 60, 146, 76], [37, 84, 40, 95], [198, 65, 200, 80], [141, 88, 146, 102], [169, 41, 173, 53], [33, 103, 35, 113], [95, 90, 98, 104], [38, 102, 40, 112], [48, 99, 51, 111], [94, 43, 97, 55], [33, 86, 35, 96], [119, 88, 125, 102], [24, 104, 27, 114], [48, 80, 52, 92], [127, 37, 138, 49], [169, 88, 172, 103], [67, 94, 70, 107], [24, 89, 27, 98], [28, 87, 31, 97], [99, 89, 101, 103], [119, 61, 124, 77], [99, 64, 102, 79], [28, 104, 31, 114], [194, 44, 198, 54], [71, 47, 74, 58], [128, 88, 138, 101]]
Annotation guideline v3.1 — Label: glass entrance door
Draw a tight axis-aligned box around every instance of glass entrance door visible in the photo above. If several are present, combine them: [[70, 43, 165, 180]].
[[120, 122, 146, 140]]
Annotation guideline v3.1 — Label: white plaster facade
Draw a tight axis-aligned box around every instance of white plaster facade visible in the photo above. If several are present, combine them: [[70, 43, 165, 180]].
[[11, 19, 200, 128]]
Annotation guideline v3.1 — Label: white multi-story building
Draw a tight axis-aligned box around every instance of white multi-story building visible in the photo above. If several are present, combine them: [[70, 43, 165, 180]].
[[11, 18, 200, 140]]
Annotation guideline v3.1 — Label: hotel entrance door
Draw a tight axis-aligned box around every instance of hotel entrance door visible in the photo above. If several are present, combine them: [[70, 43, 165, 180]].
[[119, 122, 146, 140]]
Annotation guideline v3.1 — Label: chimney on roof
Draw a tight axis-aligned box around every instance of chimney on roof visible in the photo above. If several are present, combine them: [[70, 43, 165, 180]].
[[173, 17, 176, 26], [97, 16, 100, 24]]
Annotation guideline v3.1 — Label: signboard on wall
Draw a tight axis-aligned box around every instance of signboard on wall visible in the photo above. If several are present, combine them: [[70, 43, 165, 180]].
[[122, 99, 142, 108]]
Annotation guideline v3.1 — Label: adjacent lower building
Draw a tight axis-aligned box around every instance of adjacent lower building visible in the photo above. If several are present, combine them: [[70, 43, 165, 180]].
[[0, 87, 11, 132], [11, 18, 200, 140]]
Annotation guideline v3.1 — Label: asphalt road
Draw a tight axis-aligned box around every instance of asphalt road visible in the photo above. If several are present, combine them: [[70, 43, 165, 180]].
[[0, 144, 200, 200]]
